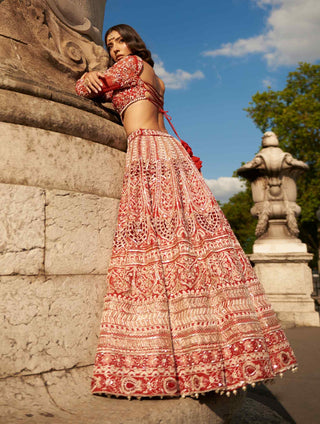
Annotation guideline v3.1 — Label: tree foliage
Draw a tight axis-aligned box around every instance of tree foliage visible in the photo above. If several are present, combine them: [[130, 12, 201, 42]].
[[242, 62, 320, 264], [222, 186, 256, 254]]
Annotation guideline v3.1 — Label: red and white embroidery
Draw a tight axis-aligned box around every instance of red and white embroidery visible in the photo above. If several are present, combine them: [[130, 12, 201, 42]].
[[76, 55, 144, 115], [89, 129, 297, 398], [76, 60, 297, 398]]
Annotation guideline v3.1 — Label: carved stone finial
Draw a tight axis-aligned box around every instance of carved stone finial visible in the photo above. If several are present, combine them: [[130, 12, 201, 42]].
[[262, 131, 279, 147]]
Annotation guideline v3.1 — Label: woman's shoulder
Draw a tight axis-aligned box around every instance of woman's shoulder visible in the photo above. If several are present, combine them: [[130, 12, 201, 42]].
[[106, 55, 144, 87], [115, 55, 144, 72]]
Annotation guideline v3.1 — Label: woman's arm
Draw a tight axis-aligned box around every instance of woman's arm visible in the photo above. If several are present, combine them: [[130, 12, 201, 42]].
[[75, 55, 143, 99], [75, 71, 108, 99]]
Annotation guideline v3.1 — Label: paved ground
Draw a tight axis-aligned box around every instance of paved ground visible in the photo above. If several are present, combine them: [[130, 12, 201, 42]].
[[236, 327, 320, 424], [1, 327, 319, 424]]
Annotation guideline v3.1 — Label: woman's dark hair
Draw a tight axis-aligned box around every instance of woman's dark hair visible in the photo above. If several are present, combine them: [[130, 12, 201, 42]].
[[105, 24, 154, 68]]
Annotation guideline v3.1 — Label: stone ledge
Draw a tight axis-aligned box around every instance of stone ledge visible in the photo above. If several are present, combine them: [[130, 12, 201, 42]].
[[0, 88, 127, 152], [0, 72, 117, 123], [249, 252, 313, 263], [0, 366, 293, 424], [0, 122, 126, 199], [0, 366, 247, 424]]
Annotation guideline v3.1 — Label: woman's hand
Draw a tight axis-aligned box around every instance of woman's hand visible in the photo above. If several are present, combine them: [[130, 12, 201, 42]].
[[81, 71, 104, 94]]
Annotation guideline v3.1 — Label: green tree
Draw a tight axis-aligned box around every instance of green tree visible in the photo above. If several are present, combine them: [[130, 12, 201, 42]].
[[244, 62, 320, 266], [222, 186, 256, 253]]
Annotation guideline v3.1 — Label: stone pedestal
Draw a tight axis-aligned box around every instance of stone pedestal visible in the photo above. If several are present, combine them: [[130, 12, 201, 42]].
[[250, 230, 319, 327], [0, 119, 127, 379]]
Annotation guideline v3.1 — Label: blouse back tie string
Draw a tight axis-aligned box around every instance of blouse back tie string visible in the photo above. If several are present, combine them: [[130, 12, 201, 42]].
[[141, 79, 203, 171]]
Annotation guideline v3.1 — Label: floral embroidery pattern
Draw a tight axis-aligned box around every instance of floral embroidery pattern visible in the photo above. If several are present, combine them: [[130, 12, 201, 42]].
[[76, 55, 144, 115], [91, 129, 297, 398]]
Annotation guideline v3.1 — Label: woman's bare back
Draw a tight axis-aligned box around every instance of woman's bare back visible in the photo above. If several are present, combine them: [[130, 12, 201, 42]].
[[122, 60, 167, 135]]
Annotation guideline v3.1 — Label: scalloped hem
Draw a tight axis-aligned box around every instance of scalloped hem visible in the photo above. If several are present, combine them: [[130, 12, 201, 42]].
[[91, 365, 298, 400]]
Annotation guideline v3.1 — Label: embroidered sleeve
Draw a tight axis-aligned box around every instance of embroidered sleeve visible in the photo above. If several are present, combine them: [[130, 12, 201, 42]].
[[75, 55, 143, 100]]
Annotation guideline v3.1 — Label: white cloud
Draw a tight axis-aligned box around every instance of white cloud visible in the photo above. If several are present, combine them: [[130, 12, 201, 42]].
[[255, 0, 282, 7], [203, 0, 320, 67], [154, 57, 204, 89], [205, 177, 245, 204], [262, 77, 275, 88]]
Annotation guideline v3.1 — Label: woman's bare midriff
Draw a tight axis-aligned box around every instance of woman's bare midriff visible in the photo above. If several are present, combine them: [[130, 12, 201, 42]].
[[122, 100, 167, 135]]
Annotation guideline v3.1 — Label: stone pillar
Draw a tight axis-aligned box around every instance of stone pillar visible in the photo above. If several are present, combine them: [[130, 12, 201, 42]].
[[0, 0, 128, 379], [238, 132, 319, 327]]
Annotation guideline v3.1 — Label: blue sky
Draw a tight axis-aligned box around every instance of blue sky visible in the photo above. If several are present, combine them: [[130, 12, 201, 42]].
[[102, 0, 320, 203]]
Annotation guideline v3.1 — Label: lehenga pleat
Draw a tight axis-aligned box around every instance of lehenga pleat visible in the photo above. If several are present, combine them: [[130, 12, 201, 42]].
[[91, 129, 297, 398]]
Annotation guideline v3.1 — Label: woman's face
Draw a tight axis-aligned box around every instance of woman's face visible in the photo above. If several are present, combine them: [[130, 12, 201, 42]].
[[106, 30, 132, 62]]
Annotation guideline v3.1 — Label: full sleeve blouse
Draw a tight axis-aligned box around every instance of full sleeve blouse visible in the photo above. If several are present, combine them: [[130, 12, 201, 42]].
[[75, 55, 143, 102]]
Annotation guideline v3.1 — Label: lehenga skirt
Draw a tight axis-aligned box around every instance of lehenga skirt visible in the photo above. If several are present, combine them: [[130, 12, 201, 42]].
[[91, 129, 297, 398]]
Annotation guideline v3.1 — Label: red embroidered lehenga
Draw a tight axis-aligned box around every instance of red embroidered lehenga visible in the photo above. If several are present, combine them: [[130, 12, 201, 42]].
[[76, 55, 297, 399]]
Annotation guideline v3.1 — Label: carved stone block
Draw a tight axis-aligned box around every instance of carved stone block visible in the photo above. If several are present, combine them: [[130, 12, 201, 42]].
[[45, 189, 119, 274], [0, 0, 109, 92], [0, 274, 107, 378], [0, 183, 45, 275]]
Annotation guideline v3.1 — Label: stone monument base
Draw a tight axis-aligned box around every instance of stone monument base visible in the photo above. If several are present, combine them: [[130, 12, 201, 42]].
[[250, 251, 320, 327]]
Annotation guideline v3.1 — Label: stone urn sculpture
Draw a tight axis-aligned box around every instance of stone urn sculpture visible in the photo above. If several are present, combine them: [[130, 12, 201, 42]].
[[238, 131, 308, 253], [237, 131, 319, 327]]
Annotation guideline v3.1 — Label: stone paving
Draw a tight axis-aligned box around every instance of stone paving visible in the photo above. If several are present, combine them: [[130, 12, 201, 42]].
[[0, 327, 319, 424], [238, 326, 320, 424]]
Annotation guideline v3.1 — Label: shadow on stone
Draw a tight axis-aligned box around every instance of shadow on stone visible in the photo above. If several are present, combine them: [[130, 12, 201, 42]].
[[198, 390, 246, 424], [246, 384, 296, 424], [229, 384, 296, 424]]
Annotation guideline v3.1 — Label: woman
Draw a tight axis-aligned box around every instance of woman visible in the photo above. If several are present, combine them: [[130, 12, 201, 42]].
[[76, 24, 297, 399]]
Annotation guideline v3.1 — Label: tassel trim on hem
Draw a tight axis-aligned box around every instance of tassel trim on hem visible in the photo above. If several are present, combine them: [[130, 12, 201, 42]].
[[92, 365, 298, 400]]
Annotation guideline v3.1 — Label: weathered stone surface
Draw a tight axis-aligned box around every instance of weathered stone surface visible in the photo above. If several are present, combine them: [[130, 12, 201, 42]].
[[0, 367, 246, 424], [45, 189, 119, 274], [231, 397, 290, 423], [0, 122, 126, 199], [0, 275, 107, 378], [0, 373, 59, 424], [0, 184, 45, 275], [0, 0, 108, 92]]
